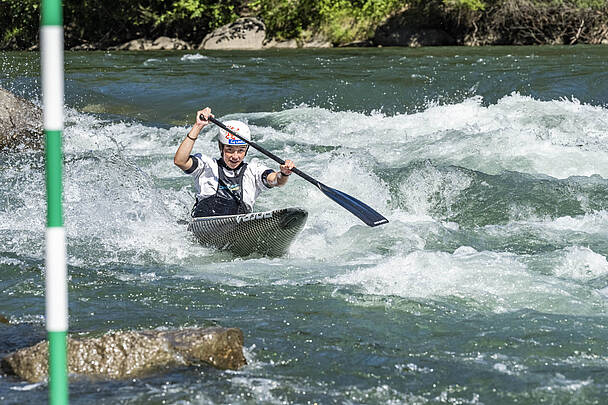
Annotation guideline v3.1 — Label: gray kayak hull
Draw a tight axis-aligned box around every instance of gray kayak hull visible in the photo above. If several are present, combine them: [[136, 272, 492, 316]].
[[188, 207, 308, 257]]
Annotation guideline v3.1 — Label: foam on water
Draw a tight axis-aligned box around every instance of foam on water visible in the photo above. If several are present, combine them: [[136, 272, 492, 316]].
[[552, 246, 608, 281], [470, 210, 608, 256], [2, 94, 608, 306], [543, 210, 608, 234], [9, 382, 46, 392], [1, 111, 214, 268], [328, 246, 607, 315], [258, 93, 608, 179], [5, 48, 608, 405], [397, 161, 473, 218], [180, 53, 209, 61], [64, 108, 190, 156], [143, 58, 163, 66]]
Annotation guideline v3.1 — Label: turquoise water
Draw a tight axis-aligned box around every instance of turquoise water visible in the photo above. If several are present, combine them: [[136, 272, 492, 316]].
[[1, 46, 608, 404]]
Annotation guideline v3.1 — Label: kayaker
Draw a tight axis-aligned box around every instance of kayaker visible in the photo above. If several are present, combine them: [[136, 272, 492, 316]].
[[174, 107, 295, 217]]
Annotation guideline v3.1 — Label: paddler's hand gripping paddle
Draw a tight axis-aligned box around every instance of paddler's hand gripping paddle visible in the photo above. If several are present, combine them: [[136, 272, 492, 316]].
[[205, 115, 389, 227]]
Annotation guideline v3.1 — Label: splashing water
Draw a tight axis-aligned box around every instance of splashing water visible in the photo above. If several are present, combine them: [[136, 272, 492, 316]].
[[2, 47, 608, 404]]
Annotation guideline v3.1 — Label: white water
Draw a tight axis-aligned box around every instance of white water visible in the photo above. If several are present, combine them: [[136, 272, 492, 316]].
[[3, 93, 608, 317]]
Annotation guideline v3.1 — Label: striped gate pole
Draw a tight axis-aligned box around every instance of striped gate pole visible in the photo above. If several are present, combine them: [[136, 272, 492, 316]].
[[41, 0, 69, 403]]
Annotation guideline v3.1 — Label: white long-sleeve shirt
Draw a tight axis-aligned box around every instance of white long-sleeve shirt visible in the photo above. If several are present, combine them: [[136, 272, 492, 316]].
[[184, 153, 273, 212]]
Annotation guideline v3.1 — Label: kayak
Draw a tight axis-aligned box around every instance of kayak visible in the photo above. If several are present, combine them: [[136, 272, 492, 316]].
[[188, 207, 308, 257]]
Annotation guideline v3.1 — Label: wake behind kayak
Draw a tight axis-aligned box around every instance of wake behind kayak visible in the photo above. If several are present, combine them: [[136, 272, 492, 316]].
[[188, 207, 307, 257]]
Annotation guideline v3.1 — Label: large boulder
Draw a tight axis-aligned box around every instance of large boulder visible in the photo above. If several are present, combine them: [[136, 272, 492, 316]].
[[0, 87, 43, 151], [199, 17, 266, 50], [1, 327, 246, 382]]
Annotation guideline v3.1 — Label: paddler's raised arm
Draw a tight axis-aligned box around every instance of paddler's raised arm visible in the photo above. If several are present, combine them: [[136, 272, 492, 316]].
[[266, 159, 295, 187], [174, 107, 213, 171]]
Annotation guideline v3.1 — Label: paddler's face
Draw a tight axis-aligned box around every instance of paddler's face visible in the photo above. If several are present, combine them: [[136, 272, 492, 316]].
[[222, 145, 248, 169]]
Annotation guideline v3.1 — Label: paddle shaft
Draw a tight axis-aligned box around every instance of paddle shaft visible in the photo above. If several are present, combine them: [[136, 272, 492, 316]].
[[205, 115, 389, 227], [207, 116, 322, 189]]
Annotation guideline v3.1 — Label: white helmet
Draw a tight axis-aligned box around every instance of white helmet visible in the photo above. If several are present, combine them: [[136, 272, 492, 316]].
[[218, 120, 250, 146]]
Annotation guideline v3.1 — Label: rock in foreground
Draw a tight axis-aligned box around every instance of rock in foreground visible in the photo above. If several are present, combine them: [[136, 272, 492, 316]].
[[0, 87, 43, 151], [1, 327, 246, 382]]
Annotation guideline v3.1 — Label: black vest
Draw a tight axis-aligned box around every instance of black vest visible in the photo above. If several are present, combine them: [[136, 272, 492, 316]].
[[192, 159, 251, 217]]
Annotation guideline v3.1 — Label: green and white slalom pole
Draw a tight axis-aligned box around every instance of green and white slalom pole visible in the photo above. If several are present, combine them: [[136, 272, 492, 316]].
[[41, 0, 69, 403]]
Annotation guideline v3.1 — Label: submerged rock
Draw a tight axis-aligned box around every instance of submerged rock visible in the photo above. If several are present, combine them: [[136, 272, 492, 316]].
[[1, 327, 246, 382], [0, 87, 43, 151], [199, 17, 266, 50]]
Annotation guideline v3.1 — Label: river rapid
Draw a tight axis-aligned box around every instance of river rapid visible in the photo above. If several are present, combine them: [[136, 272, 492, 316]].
[[1, 46, 608, 404]]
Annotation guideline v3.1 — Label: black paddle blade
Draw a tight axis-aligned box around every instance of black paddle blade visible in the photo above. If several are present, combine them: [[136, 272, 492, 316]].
[[319, 183, 389, 227]]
